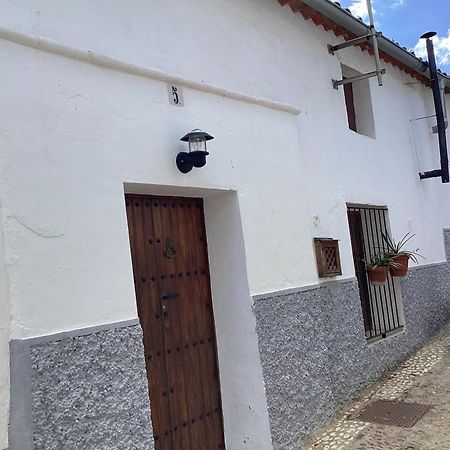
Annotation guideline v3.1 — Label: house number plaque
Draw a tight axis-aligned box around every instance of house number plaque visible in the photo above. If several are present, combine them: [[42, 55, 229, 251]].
[[167, 83, 184, 107]]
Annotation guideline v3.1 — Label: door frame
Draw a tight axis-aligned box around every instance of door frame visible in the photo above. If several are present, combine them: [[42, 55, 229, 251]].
[[124, 183, 273, 450]]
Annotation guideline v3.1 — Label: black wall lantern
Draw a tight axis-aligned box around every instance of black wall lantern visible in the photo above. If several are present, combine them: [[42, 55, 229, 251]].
[[176, 129, 214, 173]]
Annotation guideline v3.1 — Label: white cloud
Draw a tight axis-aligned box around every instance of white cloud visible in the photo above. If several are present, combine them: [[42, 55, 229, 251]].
[[413, 30, 450, 69], [348, 0, 371, 22], [391, 0, 406, 8], [346, 0, 405, 22]]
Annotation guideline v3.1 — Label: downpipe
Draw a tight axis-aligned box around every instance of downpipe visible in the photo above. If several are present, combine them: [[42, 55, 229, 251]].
[[418, 32, 449, 183]]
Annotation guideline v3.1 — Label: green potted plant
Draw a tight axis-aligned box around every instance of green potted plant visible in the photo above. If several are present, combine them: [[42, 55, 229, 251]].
[[365, 254, 398, 286], [382, 232, 422, 277]]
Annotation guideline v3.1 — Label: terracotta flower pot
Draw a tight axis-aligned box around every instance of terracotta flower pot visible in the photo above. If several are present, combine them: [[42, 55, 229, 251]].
[[367, 264, 389, 285], [389, 254, 409, 277]]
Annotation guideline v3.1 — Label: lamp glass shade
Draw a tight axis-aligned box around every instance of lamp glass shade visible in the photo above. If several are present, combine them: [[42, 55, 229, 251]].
[[177, 129, 214, 172], [180, 129, 214, 154], [189, 135, 206, 153]]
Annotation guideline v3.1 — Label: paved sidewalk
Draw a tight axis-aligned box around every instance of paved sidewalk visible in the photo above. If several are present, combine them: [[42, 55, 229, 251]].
[[303, 325, 450, 450]]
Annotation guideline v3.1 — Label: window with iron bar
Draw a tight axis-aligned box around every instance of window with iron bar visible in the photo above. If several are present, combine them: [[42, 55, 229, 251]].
[[347, 205, 404, 340]]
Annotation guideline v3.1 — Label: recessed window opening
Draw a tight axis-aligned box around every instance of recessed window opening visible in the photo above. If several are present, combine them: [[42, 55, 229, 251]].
[[343, 78, 357, 132], [341, 65, 376, 138], [347, 205, 404, 340]]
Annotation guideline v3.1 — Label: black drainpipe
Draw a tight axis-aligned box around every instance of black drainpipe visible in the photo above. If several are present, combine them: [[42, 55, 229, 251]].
[[419, 31, 449, 183]]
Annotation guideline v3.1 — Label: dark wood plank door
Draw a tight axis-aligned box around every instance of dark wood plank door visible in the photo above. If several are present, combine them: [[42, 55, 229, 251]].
[[347, 210, 373, 333], [125, 195, 225, 450]]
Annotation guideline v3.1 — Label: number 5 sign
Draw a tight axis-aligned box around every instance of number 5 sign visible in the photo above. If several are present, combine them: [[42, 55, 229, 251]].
[[167, 83, 184, 107]]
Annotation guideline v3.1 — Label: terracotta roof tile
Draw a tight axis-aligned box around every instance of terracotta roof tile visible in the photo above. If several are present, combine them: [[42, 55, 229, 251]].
[[279, 0, 450, 93]]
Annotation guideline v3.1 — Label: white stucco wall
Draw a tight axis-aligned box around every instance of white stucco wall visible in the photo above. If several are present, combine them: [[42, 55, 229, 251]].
[[0, 203, 10, 450], [0, 35, 313, 340], [205, 191, 273, 450], [1, 1, 450, 443], [0, 0, 448, 334]]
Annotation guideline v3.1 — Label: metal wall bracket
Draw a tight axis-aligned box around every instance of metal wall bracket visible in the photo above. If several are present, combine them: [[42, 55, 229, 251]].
[[419, 169, 442, 180], [332, 69, 386, 89], [328, 0, 384, 88], [432, 119, 448, 134], [327, 33, 376, 55]]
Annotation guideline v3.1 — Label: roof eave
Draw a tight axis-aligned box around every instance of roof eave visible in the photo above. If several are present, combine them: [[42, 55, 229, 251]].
[[282, 0, 450, 92]]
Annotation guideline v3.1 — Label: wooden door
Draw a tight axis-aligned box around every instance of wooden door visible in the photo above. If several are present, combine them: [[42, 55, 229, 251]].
[[347, 210, 373, 333], [125, 194, 225, 450]]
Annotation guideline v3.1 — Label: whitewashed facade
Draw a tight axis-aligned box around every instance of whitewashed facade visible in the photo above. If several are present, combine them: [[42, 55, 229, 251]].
[[1, 1, 450, 449]]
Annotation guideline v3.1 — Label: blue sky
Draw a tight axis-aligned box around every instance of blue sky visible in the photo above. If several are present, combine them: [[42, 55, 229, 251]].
[[339, 0, 450, 73]]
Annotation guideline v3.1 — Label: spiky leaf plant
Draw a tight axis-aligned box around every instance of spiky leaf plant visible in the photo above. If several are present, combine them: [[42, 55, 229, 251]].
[[381, 232, 423, 264]]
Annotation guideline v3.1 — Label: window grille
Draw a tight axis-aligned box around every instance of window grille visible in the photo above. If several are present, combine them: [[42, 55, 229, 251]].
[[347, 205, 404, 340]]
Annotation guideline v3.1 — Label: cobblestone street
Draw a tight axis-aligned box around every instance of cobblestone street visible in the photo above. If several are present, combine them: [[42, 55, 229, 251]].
[[304, 325, 450, 450]]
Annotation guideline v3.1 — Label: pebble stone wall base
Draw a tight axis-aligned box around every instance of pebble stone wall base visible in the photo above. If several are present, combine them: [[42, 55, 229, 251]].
[[254, 229, 450, 450], [11, 322, 154, 450]]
